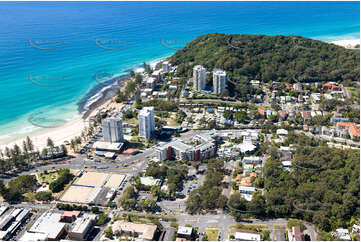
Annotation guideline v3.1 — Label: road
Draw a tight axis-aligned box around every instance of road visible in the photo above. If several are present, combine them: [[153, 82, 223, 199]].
[[223, 159, 236, 198]]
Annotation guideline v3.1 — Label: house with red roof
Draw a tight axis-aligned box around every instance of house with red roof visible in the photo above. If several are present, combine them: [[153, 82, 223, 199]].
[[336, 122, 360, 140], [258, 108, 265, 117]]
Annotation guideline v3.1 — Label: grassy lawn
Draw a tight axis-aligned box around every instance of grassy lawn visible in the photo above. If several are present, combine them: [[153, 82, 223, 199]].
[[229, 224, 268, 234], [123, 117, 138, 125], [167, 118, 180, 126], [205, 227, 219, 241], [38, 171, 59, 184]]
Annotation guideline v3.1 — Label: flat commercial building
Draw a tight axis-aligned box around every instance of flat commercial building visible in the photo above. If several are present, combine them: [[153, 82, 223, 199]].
[[193, 65, 206, 91], [138, 107, 155, 140], [92, 141, 124, 153], [234, 229, 261, 241], [68, 214, 96, 241], [112, 221, 157, 241], [102, 118, 124, 143], [0, 208, 30, 241], [27, 210, 66, 241], [213, 69, 226, 94]]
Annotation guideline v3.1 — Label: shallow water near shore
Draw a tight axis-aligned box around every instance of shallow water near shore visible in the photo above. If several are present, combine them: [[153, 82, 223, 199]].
[[0, 1, 359, 145]]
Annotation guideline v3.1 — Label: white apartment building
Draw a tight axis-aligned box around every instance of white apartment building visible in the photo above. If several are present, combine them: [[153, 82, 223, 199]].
[[162, 61, 171, 72], [138, 107, 155, 140], [102, 118, 124, 143], [193, 65, 206, 91], [213, 69, 226, 94]]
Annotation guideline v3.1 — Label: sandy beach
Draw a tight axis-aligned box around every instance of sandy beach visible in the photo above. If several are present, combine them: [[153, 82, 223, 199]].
[[330, 39, 360, 49], [0, 76, 128, 152], [0, 56, 168, 152]]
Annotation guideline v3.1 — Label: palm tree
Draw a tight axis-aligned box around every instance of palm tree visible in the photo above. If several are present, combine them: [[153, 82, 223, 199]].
[[22, 140, 29, 159], [25, 136, 34, 160], [0, 149, 4, 160], [60, 144, 67, 156], [70, 139, 76, 152], [12, 144, 22, 168], [46, 137, 54, 158], [4, 147, 10, 159]]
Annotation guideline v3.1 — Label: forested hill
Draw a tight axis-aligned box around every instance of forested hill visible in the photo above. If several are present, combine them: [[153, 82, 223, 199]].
[[169, 33, 360, 85]]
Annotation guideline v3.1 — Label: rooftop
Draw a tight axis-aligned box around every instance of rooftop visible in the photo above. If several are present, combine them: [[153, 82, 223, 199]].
[[69, 214, 96, 234], [112, 221, 157, 240], [140, 176, 162, 186], [177, 226, 193, 235], [235, 229, 261, 241], [29, 211, 65, 240]]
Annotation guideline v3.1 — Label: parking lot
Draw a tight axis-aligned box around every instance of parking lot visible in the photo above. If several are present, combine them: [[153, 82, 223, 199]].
[[158, 164, 206, 213]]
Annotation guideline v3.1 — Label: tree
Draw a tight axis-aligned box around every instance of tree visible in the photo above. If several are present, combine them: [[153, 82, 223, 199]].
[[35, 191, 52, 201], [49, 169, 73, 193], [207, 120, 217, 129], [135, 73, 143, 84], [103, 226, 113, 239], [60, 144, 67, 155], [22, 141, 28, 160], [96, 213, 109, 226], [119, 186, 137, 210], [130, 70, 135, 77], [91, 206, 100, 214], [25, 136, 34, 153], [46, 137, 54, 149], [136, 91, 142, 106], [234, 111, 247, 123]]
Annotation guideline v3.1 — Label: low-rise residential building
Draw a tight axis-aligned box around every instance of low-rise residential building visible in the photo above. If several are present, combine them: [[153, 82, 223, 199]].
[[276, 129, 288, 136], [278, 110, 288, 121], [311, 93, 321, 103], [152, 69, 162, 82], [282, 160, 292, 171], [293, 83, 302, 92], [146, 77, 156, 90], [242, 156, 262, 165], [332, 228, 351, 241], [250, 80, 260, 88], [239, 186, 256, 201], [330, 113, 349, 124], [336, 122, 360, 140], [302, 111, 311, 122]]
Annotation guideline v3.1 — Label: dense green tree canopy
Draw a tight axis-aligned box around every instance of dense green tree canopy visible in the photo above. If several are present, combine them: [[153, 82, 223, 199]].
[[169, 33, 360, 96]]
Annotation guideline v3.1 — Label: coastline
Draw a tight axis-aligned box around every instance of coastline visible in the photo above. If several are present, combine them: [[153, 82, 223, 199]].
[[0, 57, 168, 151], [0, 35, 357, 151], [329, 39, 360, 49]]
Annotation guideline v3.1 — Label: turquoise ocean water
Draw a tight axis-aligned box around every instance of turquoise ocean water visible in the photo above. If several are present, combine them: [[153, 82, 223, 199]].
[[0, 1, 359, 143]]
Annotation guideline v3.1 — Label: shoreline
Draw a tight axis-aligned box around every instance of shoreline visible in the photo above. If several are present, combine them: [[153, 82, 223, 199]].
[[329, 39, 360, 49], [0, 57, 168, 151], [0, 35, 357, 151]]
